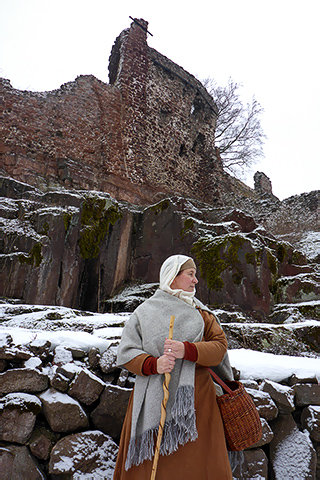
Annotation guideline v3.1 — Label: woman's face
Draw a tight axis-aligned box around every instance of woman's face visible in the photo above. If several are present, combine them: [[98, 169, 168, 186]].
[[170, 268, 198, 292]]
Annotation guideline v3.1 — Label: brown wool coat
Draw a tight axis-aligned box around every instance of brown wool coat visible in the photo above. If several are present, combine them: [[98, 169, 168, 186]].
[[113, 310, 233, 480]]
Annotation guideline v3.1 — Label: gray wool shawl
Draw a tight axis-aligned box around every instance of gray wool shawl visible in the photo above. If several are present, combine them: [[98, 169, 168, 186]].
[[117, 289, 234, 470]]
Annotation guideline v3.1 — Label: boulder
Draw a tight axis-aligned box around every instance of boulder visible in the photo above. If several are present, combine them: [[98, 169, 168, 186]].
[[301, 405, 320, 442], [27, 338, 51, 360], [52, 345, 73, 366], [28, 425, 59, 460], [231, 448, 268, 479], [270, 414, 316, 479], [0, 345, 32, 361], [294, 383, 320, 406], [246, 388, 278, 420], [91, 384, 131, 439], [99, 345, 118, 374], [260, 379, 295, 414], [68, 367, 105, 405], [39, 388, 89, 432], [0, 368, 48, 394], [50, 371, 70, 392], [0, 445, 45, 480], [88, 346, 101, 368], [49, 430, 118, 478], [0, 393, 41, 444]]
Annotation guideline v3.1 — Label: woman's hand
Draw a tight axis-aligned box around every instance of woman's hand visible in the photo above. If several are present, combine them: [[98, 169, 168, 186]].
[[157, 352, 175, 374], [164, 339, 185, 359]]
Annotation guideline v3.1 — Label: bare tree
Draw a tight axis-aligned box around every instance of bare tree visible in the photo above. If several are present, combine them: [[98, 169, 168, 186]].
[[204, 78, 266, 178]]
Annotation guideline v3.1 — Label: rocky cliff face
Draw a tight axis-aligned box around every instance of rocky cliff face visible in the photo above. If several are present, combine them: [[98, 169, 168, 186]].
[[1, 177, 319, 321]]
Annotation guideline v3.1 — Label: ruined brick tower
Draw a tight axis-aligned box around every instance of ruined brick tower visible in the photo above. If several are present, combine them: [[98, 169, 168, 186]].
[[1, 18, 225, 205]]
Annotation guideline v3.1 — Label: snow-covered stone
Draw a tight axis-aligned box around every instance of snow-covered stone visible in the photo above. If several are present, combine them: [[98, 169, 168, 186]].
[[260, 379, 295, 414], [88, 346, 101, 368], [0, 393, 42, 444], [39, 388, 89, 433], [0, 368, 48, 394], [52, 345, 73, 366], [23, 356, 42, 370], [246, 388, 278, 420], [68, 367, 105, 405], [294, 383, 320, 406], [270, 414, 316, 479], [99, 344, 118, 373], [301, 405, 320, 442], [249, 417, 274, 448], [49, 430, 118, 479], [232, 448, 268, 479]]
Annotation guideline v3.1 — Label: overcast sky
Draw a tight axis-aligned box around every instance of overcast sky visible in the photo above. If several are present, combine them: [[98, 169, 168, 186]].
[[1, 0, 319, 200]]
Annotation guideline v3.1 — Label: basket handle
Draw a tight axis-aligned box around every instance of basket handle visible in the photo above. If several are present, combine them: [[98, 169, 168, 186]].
[[206, 367, 234, 395]]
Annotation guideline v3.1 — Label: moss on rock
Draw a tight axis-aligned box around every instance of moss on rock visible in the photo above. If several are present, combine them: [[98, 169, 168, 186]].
[[149, 199, 170, 215], [181, 217, 195, 239], [192, 234, 245, 291], [18, 243, 43, 268], [79, 196, 122, 260]]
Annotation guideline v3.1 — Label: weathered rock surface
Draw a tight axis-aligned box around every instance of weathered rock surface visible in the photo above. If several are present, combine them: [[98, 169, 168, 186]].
[[49, 430, 118, 478], [68, 367, 105, 405], [0, 444, 45, 480], [269, 414, 316, 479], [260, 379, 295, 414], [232, 448, 268, 479], [0, 368, 48, 394], [28, 425, 59, 460], [294, 383, 320, 406], [247, 388, 279, 420], [39, 388, 89, 432], [0, 393, 41, 444], [1, 178, 319, 320], [301, 405, 320, 442], [91, 384, 132, 439]]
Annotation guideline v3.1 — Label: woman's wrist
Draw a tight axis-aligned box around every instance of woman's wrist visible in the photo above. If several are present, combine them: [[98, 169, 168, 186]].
[[183, 342, 198, 362]]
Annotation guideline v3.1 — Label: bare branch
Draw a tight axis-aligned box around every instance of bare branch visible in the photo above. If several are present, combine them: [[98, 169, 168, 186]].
[[203, 77, 266, 178]]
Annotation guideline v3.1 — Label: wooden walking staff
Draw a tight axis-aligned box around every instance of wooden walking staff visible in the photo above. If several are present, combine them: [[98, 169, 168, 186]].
[[150, 315, 175, 480]]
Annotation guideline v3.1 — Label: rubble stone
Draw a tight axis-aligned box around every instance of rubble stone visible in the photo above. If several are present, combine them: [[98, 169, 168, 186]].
[[0, 368, 48, 394], [49, 430, 118, 478], [68, 367, 105, 405], [39, 388, 89, 432], [0, 393, 41, 444], [91, 384, 131, 438], [260, 379, 295, 414], [301, 405, 320, 442], [270, 414, 316, 479], [247, 388, 279, 420], [0, 444, 45, 479], [294, 383, 320, 406]]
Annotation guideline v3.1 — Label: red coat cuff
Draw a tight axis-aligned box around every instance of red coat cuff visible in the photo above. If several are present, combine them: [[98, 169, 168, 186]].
[[142, 356, 158, 375], [183, 342, 198, 362]]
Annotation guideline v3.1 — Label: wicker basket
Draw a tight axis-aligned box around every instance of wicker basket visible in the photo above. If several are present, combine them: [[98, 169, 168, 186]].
[[207, 369, 262, 451]]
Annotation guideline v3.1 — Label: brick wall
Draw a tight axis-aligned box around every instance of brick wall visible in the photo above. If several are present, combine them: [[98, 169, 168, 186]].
[[1, 18, 226, 205]]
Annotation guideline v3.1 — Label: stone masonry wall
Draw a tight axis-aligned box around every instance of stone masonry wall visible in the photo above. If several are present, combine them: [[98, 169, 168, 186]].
[[1, 18, 226, 206], [0, 330, 319, 479]]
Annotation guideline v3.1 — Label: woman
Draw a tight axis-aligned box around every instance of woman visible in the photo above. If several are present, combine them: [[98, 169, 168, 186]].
[[113, 254, 233, 479]]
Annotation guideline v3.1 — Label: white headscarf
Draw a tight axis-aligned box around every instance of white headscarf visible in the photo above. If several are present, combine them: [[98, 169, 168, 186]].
[[159, 254, 196, 306]]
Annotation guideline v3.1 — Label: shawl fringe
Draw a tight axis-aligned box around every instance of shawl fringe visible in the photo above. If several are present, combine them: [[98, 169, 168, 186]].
[[125, 385, 197, 470]]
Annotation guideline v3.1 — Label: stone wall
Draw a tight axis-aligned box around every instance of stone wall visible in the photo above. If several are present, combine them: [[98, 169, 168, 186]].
[[0, 331, 319, 479], [1, 18, 226, 206]]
